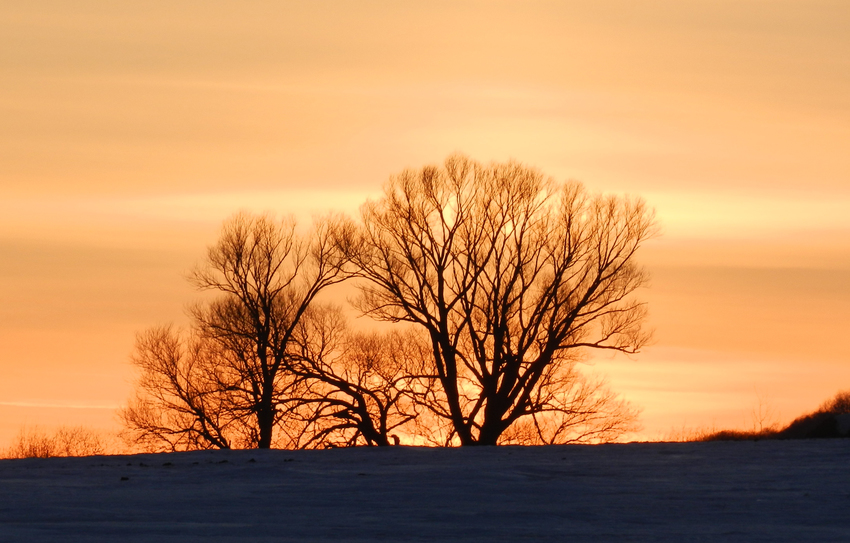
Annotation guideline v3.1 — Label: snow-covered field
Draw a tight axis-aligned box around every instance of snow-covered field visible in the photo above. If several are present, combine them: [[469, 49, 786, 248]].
[[1, 441, 848, 542]]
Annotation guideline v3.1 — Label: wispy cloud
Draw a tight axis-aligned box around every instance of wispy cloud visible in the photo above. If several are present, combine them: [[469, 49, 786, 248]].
[[0, 401, 118, 410]]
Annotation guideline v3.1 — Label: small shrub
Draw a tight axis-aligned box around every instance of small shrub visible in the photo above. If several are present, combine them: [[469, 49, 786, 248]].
[[3, 427, 55, 458], [696, 428, 778, 442], [2, 426, 110, 459]]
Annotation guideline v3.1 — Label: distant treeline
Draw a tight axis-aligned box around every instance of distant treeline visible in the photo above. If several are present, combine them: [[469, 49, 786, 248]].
[[692, 391, 850, 442]]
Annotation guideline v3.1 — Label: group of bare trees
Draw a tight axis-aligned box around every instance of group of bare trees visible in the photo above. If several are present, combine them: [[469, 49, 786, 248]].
[[121, 155, 656, 450]]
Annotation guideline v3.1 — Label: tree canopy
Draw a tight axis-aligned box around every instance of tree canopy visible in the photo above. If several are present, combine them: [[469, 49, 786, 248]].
[[348, 155, 654, 445]]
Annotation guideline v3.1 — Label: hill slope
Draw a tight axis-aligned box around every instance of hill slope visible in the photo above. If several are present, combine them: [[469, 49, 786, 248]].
[[1, 441, 848, 542]]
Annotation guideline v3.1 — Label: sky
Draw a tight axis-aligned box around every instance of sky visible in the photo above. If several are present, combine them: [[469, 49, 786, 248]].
[[1, 0, 849, 445]]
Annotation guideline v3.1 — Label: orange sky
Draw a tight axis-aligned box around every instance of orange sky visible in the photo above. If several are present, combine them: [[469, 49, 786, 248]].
[[1, 1, 849, 445]]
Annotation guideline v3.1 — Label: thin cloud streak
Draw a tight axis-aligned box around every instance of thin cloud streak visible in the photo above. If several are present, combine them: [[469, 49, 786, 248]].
[[0, 401, 118, 410]]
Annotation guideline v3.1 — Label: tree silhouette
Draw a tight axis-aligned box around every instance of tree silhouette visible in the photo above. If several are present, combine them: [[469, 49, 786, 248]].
[[120, 326, 235, 450], [122, 213, 351, 450], [346, 154, 653, 445], [123, 157, 654, 449], [284, 305, 431, 447]]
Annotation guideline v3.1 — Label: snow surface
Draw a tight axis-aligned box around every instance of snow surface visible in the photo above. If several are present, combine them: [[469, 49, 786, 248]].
[[1, 440, 849, 542]]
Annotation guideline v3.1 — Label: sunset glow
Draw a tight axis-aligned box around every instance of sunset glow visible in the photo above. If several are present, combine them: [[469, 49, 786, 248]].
[[1, 1, 848, 445]]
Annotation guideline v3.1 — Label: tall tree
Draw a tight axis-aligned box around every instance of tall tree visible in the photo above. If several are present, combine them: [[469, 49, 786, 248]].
[[122, 213, 351, 450], [348, 155, 654, 445]]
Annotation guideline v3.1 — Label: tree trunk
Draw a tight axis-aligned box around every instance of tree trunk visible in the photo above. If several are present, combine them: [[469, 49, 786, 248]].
[[257, 405, 275, 449], [475, 423, 502, 446], [476, 396, 509, 445]]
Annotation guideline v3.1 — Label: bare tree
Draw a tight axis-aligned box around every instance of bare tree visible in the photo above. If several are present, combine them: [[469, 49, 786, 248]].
[[347, 154, 654, 445], [122, 213, 351, 450], [286, 306, 431, 447], [120, 326, 235, 451], [750, 389, 779, 434]]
